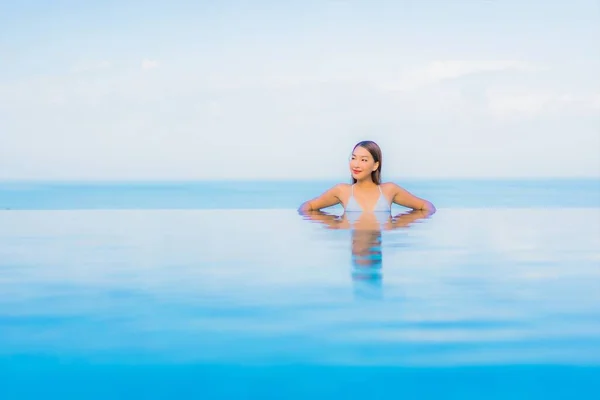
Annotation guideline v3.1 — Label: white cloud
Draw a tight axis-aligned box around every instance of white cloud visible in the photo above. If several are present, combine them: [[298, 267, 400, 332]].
[[379, 60, 540, 93], [141, 59, 159, 70], [486, 90, 600, 117]]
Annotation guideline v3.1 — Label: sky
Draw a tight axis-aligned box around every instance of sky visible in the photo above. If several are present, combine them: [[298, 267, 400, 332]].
[[1, 0, 599, 180]]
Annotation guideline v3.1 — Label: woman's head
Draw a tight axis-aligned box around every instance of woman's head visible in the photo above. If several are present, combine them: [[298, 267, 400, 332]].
[[350, 140, 382, 184]]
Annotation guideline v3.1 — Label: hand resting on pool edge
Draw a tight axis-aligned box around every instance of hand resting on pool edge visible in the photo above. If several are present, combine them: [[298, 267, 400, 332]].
[[300, 208, 430, 231]]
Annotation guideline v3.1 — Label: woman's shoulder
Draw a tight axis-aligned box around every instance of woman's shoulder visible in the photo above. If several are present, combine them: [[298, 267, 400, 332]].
[[333, 182, 352, 192], [381, 181, 402, 190], [381, 181, 405, 196], [327, 183, 351, 197]]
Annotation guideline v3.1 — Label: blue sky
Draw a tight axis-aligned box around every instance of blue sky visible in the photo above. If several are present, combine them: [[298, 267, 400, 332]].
[[1, 0, 599, 180]]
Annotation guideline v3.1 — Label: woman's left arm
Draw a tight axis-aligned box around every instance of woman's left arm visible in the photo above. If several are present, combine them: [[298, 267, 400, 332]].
[[388, 183, 436, 214]]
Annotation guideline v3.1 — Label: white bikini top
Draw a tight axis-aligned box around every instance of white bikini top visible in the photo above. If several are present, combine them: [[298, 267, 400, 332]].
[[344, 184, 391, 213]]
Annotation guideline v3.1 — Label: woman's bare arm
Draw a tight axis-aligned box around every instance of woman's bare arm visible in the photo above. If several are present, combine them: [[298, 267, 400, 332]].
[[298, 184, 344, 213], [387, 183, 436, 214]]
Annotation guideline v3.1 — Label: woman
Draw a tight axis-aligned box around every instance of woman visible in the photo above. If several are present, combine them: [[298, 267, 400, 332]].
[[298, 140, 436, 215]]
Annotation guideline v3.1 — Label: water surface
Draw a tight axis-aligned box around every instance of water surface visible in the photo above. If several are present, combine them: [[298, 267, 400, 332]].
[[0, 180, 599, 398]]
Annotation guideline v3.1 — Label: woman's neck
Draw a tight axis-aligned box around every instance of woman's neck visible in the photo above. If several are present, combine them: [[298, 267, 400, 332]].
[[354, 179, 377, 189]]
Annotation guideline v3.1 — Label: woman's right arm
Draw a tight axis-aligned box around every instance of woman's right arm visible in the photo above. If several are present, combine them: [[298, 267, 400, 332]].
[[298, 184, 343, 213]]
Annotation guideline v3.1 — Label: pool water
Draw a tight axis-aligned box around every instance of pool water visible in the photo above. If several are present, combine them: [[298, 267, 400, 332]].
[[0, 180, 599, 398]]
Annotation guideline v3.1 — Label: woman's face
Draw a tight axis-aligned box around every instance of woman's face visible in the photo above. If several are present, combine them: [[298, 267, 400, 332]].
[[350, 146, 378, 181]]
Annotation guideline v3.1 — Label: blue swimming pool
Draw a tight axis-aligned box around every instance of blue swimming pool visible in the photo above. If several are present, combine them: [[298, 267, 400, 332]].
[[0, 180, 599, 398]]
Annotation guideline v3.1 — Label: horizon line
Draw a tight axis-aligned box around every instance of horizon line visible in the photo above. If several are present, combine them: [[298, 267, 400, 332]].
[[1, 176, 599, 184]]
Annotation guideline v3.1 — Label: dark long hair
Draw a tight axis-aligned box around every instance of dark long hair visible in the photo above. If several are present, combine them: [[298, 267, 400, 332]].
[[351, 140, 382, 184]]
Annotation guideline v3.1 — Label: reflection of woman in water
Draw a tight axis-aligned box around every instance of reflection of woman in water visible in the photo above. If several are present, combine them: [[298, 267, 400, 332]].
[[298, 140, 436, 218], [351, 228, 384, 299], [302, 208, 429, 299]]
